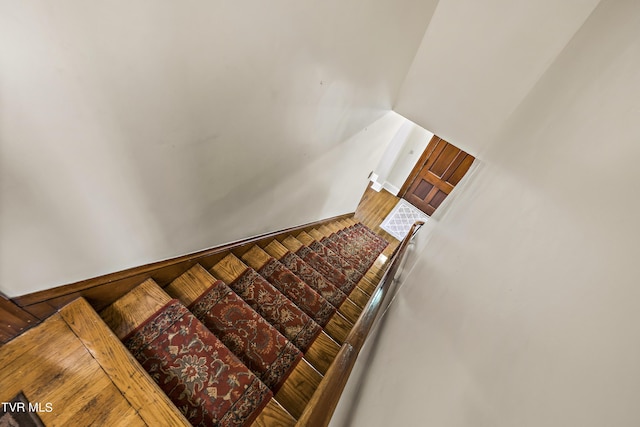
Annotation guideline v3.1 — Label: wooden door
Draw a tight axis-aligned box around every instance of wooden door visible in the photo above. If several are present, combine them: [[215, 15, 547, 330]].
[[399, 136, 474, 215]]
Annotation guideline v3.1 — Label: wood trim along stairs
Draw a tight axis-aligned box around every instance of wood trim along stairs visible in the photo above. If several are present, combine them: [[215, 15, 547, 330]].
[[7, 213, 354, 332], [0, 213, 420, 426]]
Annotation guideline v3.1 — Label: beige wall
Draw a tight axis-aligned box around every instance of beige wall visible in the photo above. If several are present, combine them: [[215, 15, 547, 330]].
[[0, 0, 434, 296], [394, 0, 600, 156], [341, 0, 640, 425]]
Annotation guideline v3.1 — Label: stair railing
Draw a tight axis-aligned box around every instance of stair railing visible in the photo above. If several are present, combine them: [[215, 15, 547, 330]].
[[296, 220, 425, 426]]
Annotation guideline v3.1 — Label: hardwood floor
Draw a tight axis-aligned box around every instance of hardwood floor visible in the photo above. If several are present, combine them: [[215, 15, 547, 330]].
[[354, 183, 400, 244], [0, 298, 189, 427]]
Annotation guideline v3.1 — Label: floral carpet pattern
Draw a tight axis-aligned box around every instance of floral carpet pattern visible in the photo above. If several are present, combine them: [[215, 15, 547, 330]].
[[230, 268, 321, 352], [189, 280, 302, 392], [308, 240, 364, 285], [280, 252, 348, 308], [259, 258, 336, 327], [295, 246, 357, 294], [124, 300, 272, 427]]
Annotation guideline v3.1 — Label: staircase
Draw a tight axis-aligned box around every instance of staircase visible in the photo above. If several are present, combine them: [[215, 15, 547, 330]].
[[0, 217, 403, 426]]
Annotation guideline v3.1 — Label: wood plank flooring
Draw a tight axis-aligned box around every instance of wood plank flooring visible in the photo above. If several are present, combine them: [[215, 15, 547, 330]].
[[354, 183, 401, 244]]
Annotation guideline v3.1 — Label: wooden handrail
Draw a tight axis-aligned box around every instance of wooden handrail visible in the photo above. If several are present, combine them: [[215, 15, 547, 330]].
[[296, 220, 425, 426]]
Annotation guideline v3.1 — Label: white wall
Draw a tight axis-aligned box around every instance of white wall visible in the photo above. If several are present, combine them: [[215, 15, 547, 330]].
[[384, 124, 433, 194], [0, 0, 434, 296], [370, 119, 433, 195], [343, 0, 640, 425], [394, 0, 601, 156]]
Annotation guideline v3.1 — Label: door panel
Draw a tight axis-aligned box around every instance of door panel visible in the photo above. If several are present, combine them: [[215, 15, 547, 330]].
[[400, 136, 474, 216]]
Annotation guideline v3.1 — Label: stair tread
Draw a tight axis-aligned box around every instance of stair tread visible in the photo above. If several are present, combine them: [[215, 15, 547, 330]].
[[281, 235, 304, 252], [242, 245, 272, 270], [164, 264, 213, 306], [211, 253, 250, 284], [110, 284, 274, 427], [252, 399, 296, 427], [211, 255, 341, 375], [59, 298, 191, 426], [100, 278, 171, 340], [273, 359, 322, 419], [212, 256, 323, 351], [166, 265, 304, 394], [296, 231, 315, 246], [257, 253, 337, 327], [264, 240, 289, 259], [323, 312, 352, 343]]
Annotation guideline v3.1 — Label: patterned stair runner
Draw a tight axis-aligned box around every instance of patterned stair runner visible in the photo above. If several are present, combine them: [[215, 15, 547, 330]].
[[99, 219, 391, 426], [228, 267, 321, 352], [123, 299, 272, 427], [258, 257, 336, 327]]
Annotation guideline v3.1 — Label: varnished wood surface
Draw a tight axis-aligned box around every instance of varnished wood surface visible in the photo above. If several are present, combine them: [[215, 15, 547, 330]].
[[323, 313, 352, 344], [211, 254, 249, 284], [296, 232, 315, 246], [0, 311, 150, 426], [307, 229, 326, 242], [274, 359, 322, 419], [252, 399, 296, 427], [242, 246, 273, 271], [354, 183, 400, 244], [13, 213, 355, 323], [263, 240, 290, 260], [347, 286, 369, 309], [164, 264, 216, 306], [0, 293, 37, 344], [303, 332, 340, 375], [337, 299, 361, 324], [264, 240, 361, 329], [401, 136, 474, 215], [100, 279, 171, 340], [60, 298, 191, 426], [166, 263, 319, 422], [211, 255, 341, 376], [281, 236, 304, 253]]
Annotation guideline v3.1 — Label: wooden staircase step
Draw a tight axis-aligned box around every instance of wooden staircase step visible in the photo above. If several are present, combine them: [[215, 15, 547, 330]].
[[307, 228, 328, 242], [211, 254, 341, 375], [60, 298, 191, 426], [252, 400, 296, 427], [318, 224, 337, 236], [298, 231, 373, 295], [264, 240, 362, 324], [348, 286, 370, 309], [264, 240, 290, 259], [282, 235, 304, 252], [284, 235, 371, 309], [273, 356, 322, 419], [296, 231, 315, 246], [102, 279, 284, 427], [100, 278, 170, 339], [165, 264, 320, 421], [242, 245, 353, 344], [242, 245, 272, 270]]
